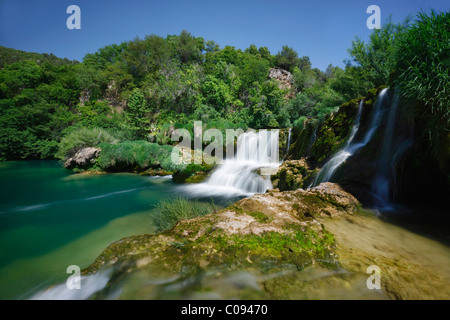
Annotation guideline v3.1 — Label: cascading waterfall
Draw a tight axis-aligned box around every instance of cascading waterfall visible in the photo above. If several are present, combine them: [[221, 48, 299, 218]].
[[308, 125, 318, 154], [311, 88, 390, 187], [184, 130, 280, 197], [286, 128, 292, 152], [372, 92, 412, 209], [311, 99, 364, 186]]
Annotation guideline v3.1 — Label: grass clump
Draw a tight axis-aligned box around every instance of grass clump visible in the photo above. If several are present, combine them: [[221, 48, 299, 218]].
[[150, 197, 217, 233], [98, 140, 180, 172]]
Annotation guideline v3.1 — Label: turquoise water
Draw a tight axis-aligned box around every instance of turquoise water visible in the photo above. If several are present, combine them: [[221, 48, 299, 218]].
[[0, 161, 184, 299]]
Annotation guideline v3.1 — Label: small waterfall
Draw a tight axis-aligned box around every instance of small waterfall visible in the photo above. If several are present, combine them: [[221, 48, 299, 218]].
[[286, 128, 292, 153], [311, 88, 389, 187], [308, 125, 318, 154], [184, 130, 280, 196], [311, 99, 363, 186], [372, 92, 412, 209]]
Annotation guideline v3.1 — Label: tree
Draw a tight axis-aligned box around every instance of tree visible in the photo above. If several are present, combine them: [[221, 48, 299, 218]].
[[126, 88, 151, 138], [245, 44, 259, 55], [347, 16, 410, 87], [275, 45, 299, 72], [173, 30, 205, 64]]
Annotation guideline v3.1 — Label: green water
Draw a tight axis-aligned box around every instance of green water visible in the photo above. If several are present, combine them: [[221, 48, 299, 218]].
[[0, 161, 182, 299]]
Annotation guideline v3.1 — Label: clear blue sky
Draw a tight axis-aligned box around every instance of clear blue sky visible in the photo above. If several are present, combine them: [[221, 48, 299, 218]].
[[0, 0, 448, 70]]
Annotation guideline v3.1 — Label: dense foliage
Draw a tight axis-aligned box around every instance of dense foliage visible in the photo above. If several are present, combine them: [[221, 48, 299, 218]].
[[0, 9, 447, 165], [395, 10, 449, 166], [97, 140, 179, 172]]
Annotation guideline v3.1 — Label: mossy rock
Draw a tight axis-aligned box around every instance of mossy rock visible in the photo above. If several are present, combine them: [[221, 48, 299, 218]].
[[272, 159, 316, 191], [172, 163, 214, 183], [83, 182, 360, 279]]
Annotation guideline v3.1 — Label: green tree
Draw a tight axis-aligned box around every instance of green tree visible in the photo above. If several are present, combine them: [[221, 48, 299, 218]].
[[126, 88, 151, 138], [275, 45, 299, 72], [347, 17, 410, 87]]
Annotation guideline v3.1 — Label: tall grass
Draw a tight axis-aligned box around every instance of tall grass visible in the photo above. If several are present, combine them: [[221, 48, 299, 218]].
[[97, 140, 180, 172], [149, 197, 217, 232], [395, 10, 450, 159]]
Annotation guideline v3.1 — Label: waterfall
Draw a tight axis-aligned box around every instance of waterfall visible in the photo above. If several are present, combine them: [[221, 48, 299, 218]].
[[184, 130, 280, 197], [308, 125, 318, 154], [311, 99, 364, 186], [372, 92, 412, 209], [286, 128, 292, 152], [311, 88, 389, 187]]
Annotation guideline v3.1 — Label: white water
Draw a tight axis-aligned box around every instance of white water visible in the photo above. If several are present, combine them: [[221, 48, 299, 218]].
[[184, 130, 280, 197], [311, 88, 389, 187], [286, 128, 292, 152], [30, 270, 111, 300], [311, 99, 364, 186], [372, 92, 413, 209]]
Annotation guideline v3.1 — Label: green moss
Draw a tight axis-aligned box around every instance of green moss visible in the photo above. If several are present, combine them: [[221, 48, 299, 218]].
[[246, 211, 272, 223], [172, 163, 214, 184], [181, 228, 338, 270]]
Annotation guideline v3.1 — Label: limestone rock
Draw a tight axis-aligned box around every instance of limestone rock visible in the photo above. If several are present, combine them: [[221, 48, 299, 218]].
[[64, 147, 101, 169], [268, 67, 294, 90]]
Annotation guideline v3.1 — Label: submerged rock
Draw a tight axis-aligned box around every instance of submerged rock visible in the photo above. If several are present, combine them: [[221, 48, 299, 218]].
[[64, 147, 100, 169]]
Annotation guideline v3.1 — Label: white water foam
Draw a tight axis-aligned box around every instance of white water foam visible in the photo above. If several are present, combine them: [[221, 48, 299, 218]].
[[184, 130, 280, 197]]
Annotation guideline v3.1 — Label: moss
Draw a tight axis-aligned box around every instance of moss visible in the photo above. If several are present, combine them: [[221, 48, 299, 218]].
[[246, 211, 272, 223], [180, 228, 337, 271], [172, 163, 215, 184]]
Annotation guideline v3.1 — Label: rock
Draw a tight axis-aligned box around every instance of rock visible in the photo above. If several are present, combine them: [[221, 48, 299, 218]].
[[268, 67, 294, 90], [64, 147, 101, 169], [271, 159, 316, 191], [171, 147, 217, 183], [83, 182, 360, 279]]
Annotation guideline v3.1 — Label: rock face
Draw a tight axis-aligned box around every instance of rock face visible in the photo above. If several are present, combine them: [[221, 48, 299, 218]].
[[268, 67, 295, 98], [81, 183, 360, 299], [64, 147, 101, 169]]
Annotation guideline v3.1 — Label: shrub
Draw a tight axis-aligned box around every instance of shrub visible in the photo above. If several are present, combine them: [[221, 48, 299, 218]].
[[97, 140, 180, 172], [57, 127, 118, 159], [149, 197, 217, 232]]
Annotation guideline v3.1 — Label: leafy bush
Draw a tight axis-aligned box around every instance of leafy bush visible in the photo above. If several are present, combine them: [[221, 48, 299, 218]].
[[149, 197, 217, 232], [97, 140, 180, 172], [57, 127, 118, 159]]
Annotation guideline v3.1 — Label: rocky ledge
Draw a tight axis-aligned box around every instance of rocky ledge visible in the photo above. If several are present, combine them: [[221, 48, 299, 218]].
[[81, 183, 362, 298], [76, 182, 450, 300]]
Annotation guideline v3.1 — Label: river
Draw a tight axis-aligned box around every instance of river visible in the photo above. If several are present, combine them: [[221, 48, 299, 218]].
[[1, 161, 449, 300], [0, 160, 231, 299]]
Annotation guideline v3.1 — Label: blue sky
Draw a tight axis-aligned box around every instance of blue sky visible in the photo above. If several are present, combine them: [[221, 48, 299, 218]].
[[0, 0, 448, 70]]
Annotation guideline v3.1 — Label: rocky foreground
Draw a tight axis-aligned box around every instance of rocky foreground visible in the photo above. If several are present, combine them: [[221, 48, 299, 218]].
[[81, 183, 449, 300]]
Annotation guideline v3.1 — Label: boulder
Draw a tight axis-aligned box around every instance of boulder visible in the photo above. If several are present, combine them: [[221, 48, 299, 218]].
[[271, 159, 316, 191], [64, 147, 101, 169]]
